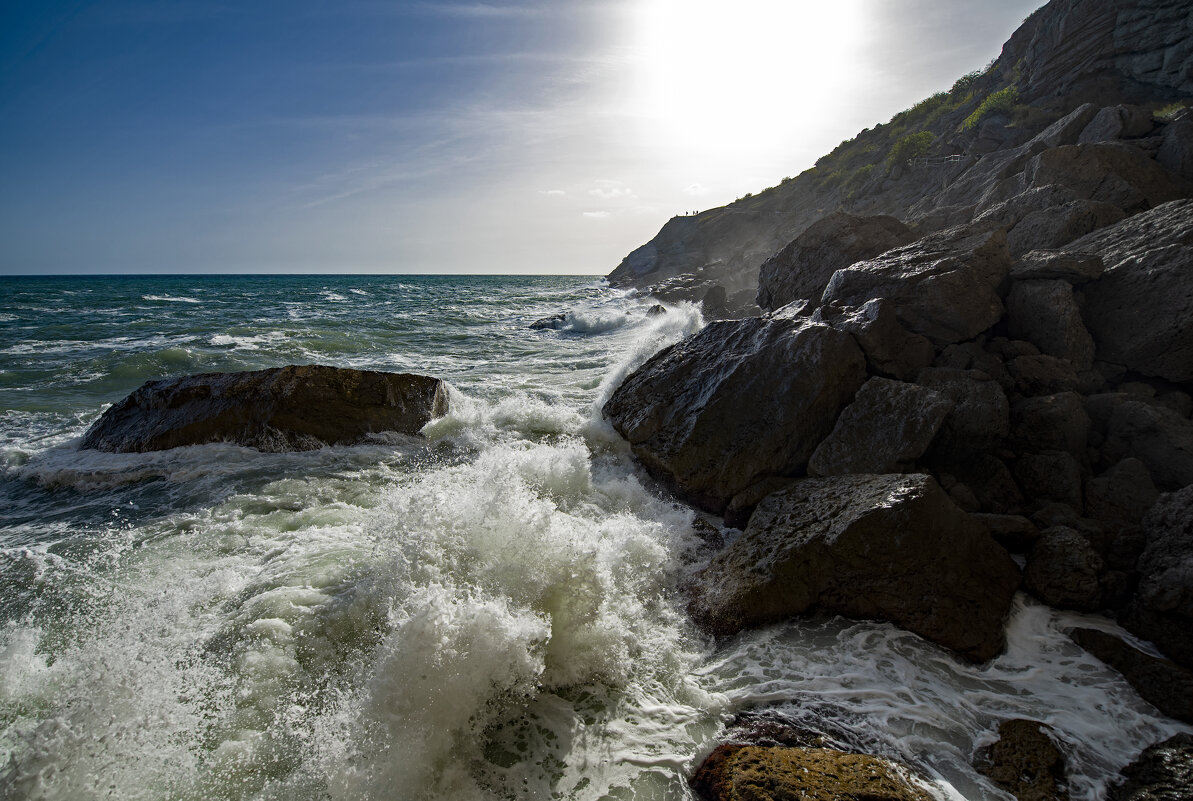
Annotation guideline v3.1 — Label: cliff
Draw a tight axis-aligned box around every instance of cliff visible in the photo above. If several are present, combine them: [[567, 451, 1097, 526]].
[[606, 0, 1193, 313]]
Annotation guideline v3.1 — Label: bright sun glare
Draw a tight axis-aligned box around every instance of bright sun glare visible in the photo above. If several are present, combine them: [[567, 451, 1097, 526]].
[[633, 0, 867, 172]]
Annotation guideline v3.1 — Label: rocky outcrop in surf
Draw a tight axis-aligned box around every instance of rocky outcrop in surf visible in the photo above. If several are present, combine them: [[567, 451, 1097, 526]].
[[80, 365, 448, 452], [605, 0, 1193, 789]]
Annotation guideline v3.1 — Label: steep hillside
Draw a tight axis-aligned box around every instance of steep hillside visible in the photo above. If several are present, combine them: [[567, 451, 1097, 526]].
[[606, 0, 1193, 313]]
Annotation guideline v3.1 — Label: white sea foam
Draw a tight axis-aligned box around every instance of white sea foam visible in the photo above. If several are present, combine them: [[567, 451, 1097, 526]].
[[142, 294, 201, 303], [210, 331, 286, 350]]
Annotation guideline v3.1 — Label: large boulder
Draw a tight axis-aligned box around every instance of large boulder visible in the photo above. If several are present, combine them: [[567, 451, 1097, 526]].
[[807, 378, 952, 476], [1006, 199, 1127, 256], [689, 473, 1021, 663], [1077, 105, 1154, 144], [1025, 144, 1191, 212], [1074, 200, 1193, 382], [755, 212, 914, 312], [1010, 392, 1091, 460], [1109, 734, 1193, 801], [79, 365, 449, 453], [812, 299, 935, 381], [1126, 486, 1193, 670], [1024, 526, 1106, 611], [602, 315, 866, 514], [1006, 279, 1096, 370], [692, 745, 932, 801], [917, 367, 1011, 456], [821, 224, 1012, 346], [1085, 394, 1193, 489]]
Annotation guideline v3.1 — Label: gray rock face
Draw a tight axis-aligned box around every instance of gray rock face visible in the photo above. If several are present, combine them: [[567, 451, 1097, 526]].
[[1011, 249, 1104, 282], [1006, 198, 1126, 255], [1015, 451, 1086, 511], [813, 300, 935, 381], [756, 212, 914, 312], [79, 365, 449, 453], [1024, 526, 1105, 611], [1085, 458, 1159, 525], [1078, 105, 1155, 144], [1087, 395, 1193, 489], [1008, 354, 1082, 397], [602, 316, 866, 514], [1157, 120, 1193, 180], [1011, 392, 1091, 460], [821, 225, 1012, 346], [690, 473, 1021, 663], [1032, 103, 1100, 149], [1075, 200, 1193, 382], [916, 368, 1011, 455], [1109, 733, 1193, 801], [808, 378, 952, 476], [1026, 144, 1191, 212], [1070, 628, 1193, 725], [1126, 486, 1193, 670], [1006, 279, 1096, 370]]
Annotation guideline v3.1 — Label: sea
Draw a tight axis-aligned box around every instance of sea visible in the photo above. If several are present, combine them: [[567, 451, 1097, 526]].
[[0, 274, 1188, 801]]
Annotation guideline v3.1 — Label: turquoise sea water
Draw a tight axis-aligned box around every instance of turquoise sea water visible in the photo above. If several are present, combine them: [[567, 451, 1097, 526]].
[[0, 275, 1187, 800]]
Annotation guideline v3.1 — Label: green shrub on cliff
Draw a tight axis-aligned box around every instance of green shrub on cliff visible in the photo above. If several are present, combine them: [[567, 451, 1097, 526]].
[[951, 71, 982, 95], [963, 86, 1019, 130], [887, 131, 933, 166]]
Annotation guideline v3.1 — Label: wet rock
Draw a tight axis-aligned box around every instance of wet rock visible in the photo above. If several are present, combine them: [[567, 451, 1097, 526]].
[[79, 365, 449, 453], [1076, 200, 1193, 382], [1109, 733, 1193, 801], [1085, 458, 1159, 525], [1011, 249, 1105, 283], [1126, 486, 1193, 670], [813, 299, 935, 381], [821, 224, 1012, 346], [807, 378, 952, 476], [1010, 393, 1091, 460], [1006, 279, 1096, 370], [690, 473, 1020, 663], [602, 316, 866, 514], [756, 211, 914, 312], [975, 719, 1069, 801], [529, 313, 567, 330], [1070, 628, 1193, 725], [1026, 144, 1191, 212], [645, 304, 667, 316], [1024, 526, 1105, 611], [692, 744, 932, 801]]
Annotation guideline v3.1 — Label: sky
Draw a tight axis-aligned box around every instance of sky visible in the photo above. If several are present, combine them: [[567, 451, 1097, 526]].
[[0, 0, 1044, 275]]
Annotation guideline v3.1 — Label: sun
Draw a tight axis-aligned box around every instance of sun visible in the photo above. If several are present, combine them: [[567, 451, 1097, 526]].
[[631, 0, 868, 175]]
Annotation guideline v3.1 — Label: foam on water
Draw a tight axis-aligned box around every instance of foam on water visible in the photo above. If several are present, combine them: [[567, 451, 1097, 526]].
[[1, 276, 1188, 800]]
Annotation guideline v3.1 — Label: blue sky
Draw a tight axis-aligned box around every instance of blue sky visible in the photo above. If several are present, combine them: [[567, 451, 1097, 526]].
[[1, 0, 1043, 274]]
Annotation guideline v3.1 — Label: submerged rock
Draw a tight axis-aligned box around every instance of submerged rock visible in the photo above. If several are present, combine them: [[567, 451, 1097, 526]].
[[529, 313, 568, 330], [1070, 628, 1193, 724], [80, 365, 449, 453], [602, 315, 865, 514], [975, 719, 1069, 801], [692, 744, 932, 801], [690, 473, 1020, 663]]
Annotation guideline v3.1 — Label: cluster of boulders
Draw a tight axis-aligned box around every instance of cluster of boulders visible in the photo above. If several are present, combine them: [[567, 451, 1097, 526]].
[[605, 98, 1193, 799]]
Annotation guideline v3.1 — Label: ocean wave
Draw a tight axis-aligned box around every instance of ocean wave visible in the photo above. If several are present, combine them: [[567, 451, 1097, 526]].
[[142, 294, 201, 304]]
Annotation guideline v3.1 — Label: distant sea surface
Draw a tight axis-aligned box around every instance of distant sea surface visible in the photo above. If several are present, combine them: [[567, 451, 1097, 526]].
[[1, 274, 1186, 800]]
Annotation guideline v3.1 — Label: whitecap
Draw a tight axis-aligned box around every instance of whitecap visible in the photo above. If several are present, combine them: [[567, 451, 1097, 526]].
[[141, 294, 201, 304]]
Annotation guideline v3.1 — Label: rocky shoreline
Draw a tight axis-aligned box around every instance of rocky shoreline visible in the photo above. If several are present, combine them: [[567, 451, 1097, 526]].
[[602, 0, 1193, 797]]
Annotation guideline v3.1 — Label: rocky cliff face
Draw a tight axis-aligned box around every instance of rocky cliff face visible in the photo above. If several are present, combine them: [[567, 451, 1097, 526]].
[[606, 0, 1193, 314]]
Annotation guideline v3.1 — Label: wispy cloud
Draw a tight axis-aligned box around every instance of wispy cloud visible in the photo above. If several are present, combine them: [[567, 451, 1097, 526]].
[[539, 189, 566, 196], [582, 210, 611, 219], [588, 180, 635, 200]]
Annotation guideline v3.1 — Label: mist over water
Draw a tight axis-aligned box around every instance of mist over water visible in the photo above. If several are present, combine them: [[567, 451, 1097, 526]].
[[1, 275, 1187, 800]]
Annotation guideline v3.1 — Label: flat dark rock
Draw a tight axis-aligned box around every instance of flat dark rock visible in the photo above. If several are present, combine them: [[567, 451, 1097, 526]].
[[80, 365, 449, 452]]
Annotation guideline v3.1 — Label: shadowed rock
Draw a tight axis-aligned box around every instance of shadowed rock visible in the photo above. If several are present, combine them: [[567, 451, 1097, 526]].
[[975, 719, 1069, 801], [1070, 628, 1193, 724], [1126, 486, 1193, 670], [602, 315, 865, 514], [690, 473, 1020, 663], [80, 365, 449, 453], [755, 211, 914, 312]]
